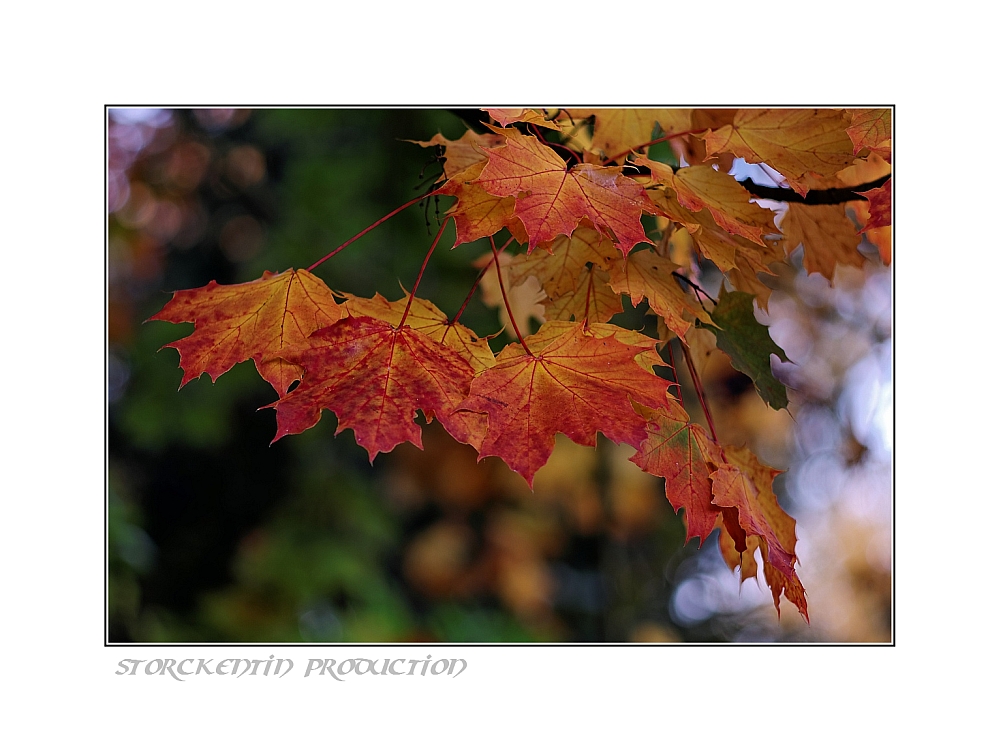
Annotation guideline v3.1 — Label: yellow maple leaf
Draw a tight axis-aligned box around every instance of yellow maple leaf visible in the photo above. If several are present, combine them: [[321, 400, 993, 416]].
[[703, 109, 856, 194]]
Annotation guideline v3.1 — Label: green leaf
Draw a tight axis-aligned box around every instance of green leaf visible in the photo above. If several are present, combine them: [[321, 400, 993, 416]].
[[700, 289, 790, 410]]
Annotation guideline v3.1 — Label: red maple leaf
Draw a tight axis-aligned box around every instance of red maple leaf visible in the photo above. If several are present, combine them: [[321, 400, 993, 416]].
[[474, 129, 660, 254], [859, 178, 891, 233], [629, 403, 727, 545], [270, 316, 484, 459], [457, 321, 673, 486]]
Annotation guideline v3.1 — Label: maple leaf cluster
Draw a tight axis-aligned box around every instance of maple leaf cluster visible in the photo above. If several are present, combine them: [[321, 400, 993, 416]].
[[150, 107, 893, 621]]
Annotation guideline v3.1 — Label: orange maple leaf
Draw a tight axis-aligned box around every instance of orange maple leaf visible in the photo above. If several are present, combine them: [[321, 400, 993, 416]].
[[524, 320, 666, 376], [484, 108, 560, 130], [458, 321, 674, 486], [607, 248, 711, 341], [270, 316, 484, 459], [564, 109, 693, 162], [543, 265, 622, 324], [702, 109, 856, 195], [780, 203, 865, 279], [440, 163, 527, 247], [759, 538, 809, 620], [629, 403, 727, 544], [719, 521, 759, 583], [149, 268, 344, 395], [642, 181, 784, 307], [667, 165, 776, 246], [710, 447, 807, 620], [508, 226, 617, 299], [846, 108, 891, 161], [475, 129, 660, 254], [866, 226, 891, 265], [725, 252, 781, 310], [638, 163, 778, 274], [410, 130, 506, 181]]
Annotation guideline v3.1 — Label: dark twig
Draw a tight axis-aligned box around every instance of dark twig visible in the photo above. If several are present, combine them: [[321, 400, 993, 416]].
[[627, 159, 891, 206], [739, 173, 890, 205], [671, 271, 718, 306]]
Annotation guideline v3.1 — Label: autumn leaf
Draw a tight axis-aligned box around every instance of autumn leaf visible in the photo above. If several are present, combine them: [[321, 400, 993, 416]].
[[508, 226, 617, 299], [859, 178, 891, 233], [673, 167, 776, 245], [701, 288, 789, 410], [693, 223, 761, 274], [759, 539, 809, 621], [515, 320, 664, 375], [544, 265, 622, 324], [565, 108, 693, 162], [682, 323, 721, 379], [710, 446, 807, 619], [719, 521, 759, 583], [441, 163, 526, 246], [458, 321, 674, 485], [835, 153, 892, 187], [485, 108, 560, 129], [846, 108, 891, 161], [149, 268, 344, 395], [562, 323, 667, 379], [702, 109, 856, 194], [475, 128, 660, 254], [673, 109, 738, 166], [721, 447, 793, 551], [607, 248, 710, 341], [639, 158, 776, 246], [780, 203, 865, 278], [725, 253, 780, 311], [665, 224, 698, 269], [641, 172, 775, 277], [269, 316, 484, 459], [519, 319, 658, 356], [410, 130, 505, 181], [867, 226, 892, 265], [629, 402, 726, 544], [338, 290, 496, 373]]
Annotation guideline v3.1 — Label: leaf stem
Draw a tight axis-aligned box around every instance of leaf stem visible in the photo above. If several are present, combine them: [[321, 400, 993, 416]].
[[490, 235, 533, 357], [583, 268, 594, 323], [306, 188, 443, 272], [523, 121, 581, 166], [680, 339, 718, 442], [552, 142, 583, 165], [399, 218, 450, 329], [663, 338, 685, 407], [451, 236, 514, 324]]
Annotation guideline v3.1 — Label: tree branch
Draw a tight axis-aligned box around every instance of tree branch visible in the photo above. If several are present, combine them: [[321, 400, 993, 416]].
[[739, 173, 890, 205]]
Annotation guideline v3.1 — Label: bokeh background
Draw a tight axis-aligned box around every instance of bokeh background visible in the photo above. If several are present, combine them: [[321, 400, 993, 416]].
[[107, 108, 892, 643]]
